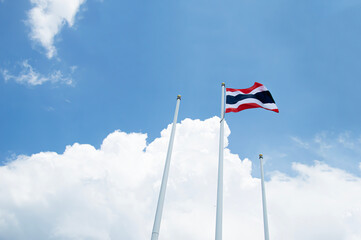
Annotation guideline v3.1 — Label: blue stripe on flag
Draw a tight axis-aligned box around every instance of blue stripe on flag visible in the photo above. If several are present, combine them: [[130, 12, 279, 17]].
[[226, 91, 276, 105]]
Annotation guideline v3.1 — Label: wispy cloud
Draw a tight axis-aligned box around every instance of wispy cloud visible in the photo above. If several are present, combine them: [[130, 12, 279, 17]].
[[338, 131, 357, 150], [45, 106, 55, 111], [1, 60, 73, 86], [291, 136, 310, 149], [26, 0, 87, 58], [289, 131, 361, 173]]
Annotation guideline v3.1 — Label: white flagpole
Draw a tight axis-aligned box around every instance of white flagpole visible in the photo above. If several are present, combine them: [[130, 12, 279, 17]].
[[215, 83, 225, 240], [259, 154, 270, 240], [151, 95, 181, 240]]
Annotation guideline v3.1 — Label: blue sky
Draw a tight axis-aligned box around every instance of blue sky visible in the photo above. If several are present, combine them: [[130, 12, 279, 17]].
[[1, 1, 361, 239], [1, 0, 361, 176]]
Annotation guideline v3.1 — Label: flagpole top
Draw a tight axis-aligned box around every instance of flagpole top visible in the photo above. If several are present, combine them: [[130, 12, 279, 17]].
[[221, 82, 225, 86], [259, 154, 263, 159], [177, 95, 181, 100]]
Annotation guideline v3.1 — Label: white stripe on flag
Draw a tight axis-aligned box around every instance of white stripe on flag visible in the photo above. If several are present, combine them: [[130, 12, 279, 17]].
[[226, 85, 268, 96]]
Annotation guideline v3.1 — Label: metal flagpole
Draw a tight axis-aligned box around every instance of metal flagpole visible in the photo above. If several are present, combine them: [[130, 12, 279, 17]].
[[151, 95, 181, 240], [259, 154, 270, 240], [215, 83, 225, 240]]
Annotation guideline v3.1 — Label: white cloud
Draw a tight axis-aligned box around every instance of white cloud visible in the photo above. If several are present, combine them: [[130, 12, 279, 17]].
[[1, 60, 73, 86], [27, 0, 87, 58], [0, 117, 360, 239]]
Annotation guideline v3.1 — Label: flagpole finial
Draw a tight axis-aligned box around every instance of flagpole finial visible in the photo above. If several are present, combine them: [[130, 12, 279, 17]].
[[221, 82, 225, 86], [177, 95, 181, 100], [259, 154, 263, 159]]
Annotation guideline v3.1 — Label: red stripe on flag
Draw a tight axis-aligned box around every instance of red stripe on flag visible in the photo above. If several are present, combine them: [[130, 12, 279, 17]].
[[226, 82, 264, 94], [226, 103, 279, 113]]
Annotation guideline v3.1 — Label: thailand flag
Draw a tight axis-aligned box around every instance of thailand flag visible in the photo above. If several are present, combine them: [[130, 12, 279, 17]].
[[226, 82, 279, 113]]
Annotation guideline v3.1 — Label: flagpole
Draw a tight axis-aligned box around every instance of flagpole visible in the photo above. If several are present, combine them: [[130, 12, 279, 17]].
[[151, 95, 181, 240], [215, 83, 225, 240], [259, 154, 270, 240]]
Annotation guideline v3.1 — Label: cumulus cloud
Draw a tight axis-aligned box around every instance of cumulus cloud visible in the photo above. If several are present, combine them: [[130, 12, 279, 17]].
[[27, 0, 87, 58], [0, 117, 360, 239], [1, 60, 73, 86]]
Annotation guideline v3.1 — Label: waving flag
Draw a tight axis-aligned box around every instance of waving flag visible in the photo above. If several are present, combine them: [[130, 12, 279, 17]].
[[226, 82, 279, 113]]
